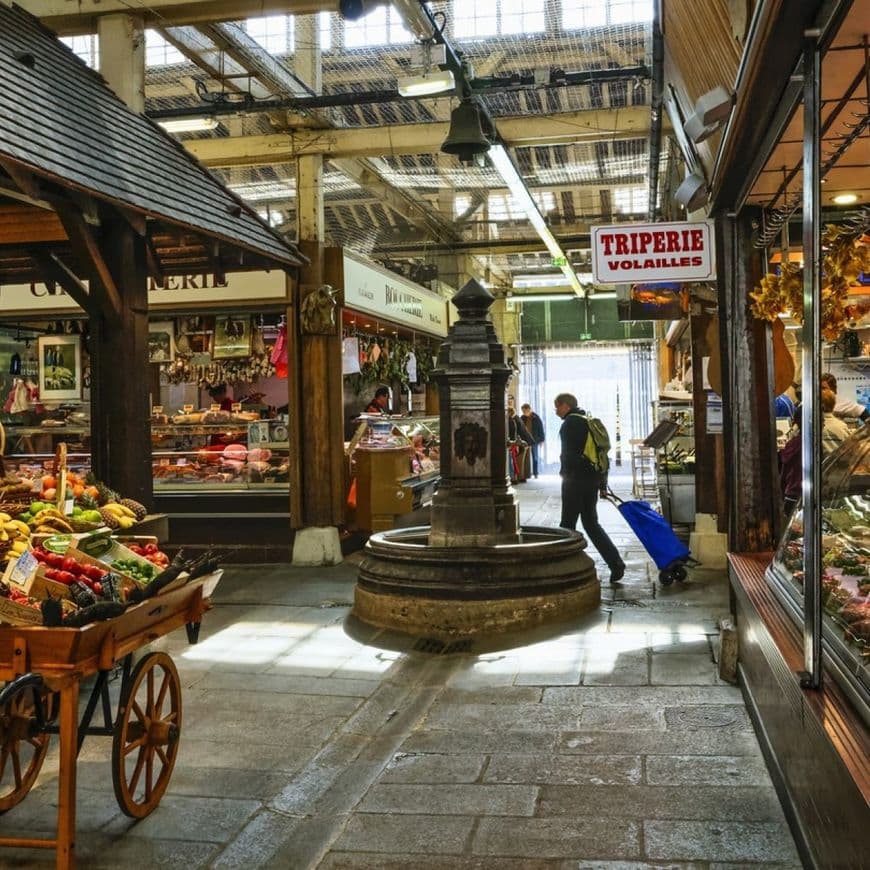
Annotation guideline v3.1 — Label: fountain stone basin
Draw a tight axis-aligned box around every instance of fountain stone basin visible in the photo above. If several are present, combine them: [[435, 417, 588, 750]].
[[354, 524, 600, 639]]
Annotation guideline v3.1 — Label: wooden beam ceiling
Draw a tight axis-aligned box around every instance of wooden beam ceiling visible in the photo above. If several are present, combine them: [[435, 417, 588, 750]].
[[185, 107, 652, 167]]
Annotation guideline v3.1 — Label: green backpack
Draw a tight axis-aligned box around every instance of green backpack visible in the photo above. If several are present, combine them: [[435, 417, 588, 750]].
[[582, 414, 611, 476]]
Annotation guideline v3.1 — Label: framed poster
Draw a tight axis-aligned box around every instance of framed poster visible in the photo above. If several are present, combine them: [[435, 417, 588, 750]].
[[38, 335, 81, 401], [148, 321, 175, 363], [213, 315, 252, 359]]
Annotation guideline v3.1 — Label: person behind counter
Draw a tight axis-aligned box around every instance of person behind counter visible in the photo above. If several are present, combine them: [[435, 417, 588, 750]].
[[365, 386, 391, 415], [822, 387, 851, 455], [207, 383, 234, 412], [820, 372, 869, 422]]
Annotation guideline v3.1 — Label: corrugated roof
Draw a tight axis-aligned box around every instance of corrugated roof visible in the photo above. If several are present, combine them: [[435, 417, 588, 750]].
[[0, 2, 303, 268]]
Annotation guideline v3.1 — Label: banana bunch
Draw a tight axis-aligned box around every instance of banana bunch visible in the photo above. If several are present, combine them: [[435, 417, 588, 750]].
[[28, 508, 74, 535], [0, 513, 31, 558], [102, 503, 137, 530]]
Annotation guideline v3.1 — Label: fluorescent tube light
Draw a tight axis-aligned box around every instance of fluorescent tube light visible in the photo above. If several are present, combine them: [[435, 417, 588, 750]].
[[488, 144, 584, 297], [512, 293, 579, 302], [158, 117, 219, 134], [398, 68, 455, 97], [513, 275, 570, 289]]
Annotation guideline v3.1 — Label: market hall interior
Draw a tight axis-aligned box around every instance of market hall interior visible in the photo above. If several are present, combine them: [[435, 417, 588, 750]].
[[0, 0, 868, 867]]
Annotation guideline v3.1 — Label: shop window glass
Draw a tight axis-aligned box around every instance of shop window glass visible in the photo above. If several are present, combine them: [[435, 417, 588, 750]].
[[771, 425, 870, 703]]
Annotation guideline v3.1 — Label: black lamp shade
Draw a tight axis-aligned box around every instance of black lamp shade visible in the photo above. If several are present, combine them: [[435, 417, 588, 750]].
[[9, 353, 20, 375]]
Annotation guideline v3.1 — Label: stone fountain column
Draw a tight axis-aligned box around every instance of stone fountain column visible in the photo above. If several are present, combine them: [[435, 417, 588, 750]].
[[351, 280, 600, 642], [429, 279, 519, 547]]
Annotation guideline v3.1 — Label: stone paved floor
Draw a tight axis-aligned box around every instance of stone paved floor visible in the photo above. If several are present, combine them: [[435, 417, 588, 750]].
[[0, 475, 802, 868]]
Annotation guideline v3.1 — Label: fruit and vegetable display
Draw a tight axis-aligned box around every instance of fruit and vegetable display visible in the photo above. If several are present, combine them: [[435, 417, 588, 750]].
[[774, 500, 870, 660], [0, 540, 222, 628]]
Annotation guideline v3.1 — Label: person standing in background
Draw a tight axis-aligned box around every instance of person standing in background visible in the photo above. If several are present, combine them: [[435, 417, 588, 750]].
[[554, 392, 625, 583], [520, 403, 546, 477]]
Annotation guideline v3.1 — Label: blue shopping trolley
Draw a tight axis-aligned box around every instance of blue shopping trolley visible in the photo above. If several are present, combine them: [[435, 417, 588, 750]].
[[608, 492, 694, 586]]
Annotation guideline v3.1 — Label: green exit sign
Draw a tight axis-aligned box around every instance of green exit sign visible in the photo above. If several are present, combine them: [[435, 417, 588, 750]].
[[579, 332, 593, 341], [551, 256, 568, 267]]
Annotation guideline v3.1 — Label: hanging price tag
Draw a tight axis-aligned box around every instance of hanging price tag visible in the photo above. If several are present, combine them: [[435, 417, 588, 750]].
[[210, 404, 221, 412], [183, 404, 194, 414], [231, 402, 242, 412]]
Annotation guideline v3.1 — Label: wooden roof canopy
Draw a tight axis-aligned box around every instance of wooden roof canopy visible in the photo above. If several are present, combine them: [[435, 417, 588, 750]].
[[0, 2, 305, 295]]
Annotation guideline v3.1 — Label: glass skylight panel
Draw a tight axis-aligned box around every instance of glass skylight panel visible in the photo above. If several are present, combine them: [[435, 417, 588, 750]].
[[344, 6, 411, 48], [145, 30, 184, 67], [320, 11, 333, 52], [613, 185, 648, 213], [562, 0, 651, 29], [454, 1, 499, 39], [60, 35, 98, 68], [245, 15, 294, 54], [502, 0, 546, 35]]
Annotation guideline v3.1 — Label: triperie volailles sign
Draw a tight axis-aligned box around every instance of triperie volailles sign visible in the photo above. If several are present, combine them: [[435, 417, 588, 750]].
[[591, 220, 716, 285]]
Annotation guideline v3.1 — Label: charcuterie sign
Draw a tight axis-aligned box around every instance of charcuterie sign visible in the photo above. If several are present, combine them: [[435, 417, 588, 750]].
[[591, 220, 716, 285]]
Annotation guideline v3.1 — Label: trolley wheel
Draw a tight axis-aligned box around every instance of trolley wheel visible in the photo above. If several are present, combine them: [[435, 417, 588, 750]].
[[0, 676, 51, 814], [673, 565, 688, 583], [658, 569, 674, 586], [112, 652, 182, 818]]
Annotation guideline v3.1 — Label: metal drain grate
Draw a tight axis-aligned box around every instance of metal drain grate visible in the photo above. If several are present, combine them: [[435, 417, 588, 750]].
[[413, 637, 474, 655]]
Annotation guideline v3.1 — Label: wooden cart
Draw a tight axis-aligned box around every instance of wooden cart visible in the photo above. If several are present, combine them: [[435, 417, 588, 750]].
[[0, 571, 222, 869]]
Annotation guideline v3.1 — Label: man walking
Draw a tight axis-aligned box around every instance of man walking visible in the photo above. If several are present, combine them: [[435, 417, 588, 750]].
[[554, 393, 625, 583], [520, 403, 546, 477]]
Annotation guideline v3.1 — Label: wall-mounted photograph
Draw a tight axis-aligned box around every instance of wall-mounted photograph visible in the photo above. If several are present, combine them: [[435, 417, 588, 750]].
[[148, 321, 176, 363], [38, 335, 81, 401], [213, 315, 252, 359]]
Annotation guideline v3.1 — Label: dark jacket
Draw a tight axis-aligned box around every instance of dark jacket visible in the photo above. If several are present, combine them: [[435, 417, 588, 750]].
[[522, 412, 545, 444], [508, 414, 534, 445], [559, 409, 596, 480], [780, 434, 802, 499]]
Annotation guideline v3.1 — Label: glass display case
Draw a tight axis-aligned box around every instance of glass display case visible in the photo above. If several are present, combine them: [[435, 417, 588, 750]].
[[769, 424, 870, 721], [151, 414, 290, 491], [347, 415, 440, 531]]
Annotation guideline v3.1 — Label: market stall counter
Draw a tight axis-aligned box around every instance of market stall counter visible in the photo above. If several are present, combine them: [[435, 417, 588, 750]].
[[346, 416, 440, 532]]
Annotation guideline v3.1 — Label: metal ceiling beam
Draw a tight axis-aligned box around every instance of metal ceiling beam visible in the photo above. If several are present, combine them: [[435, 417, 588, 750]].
[[184, 107, 651, 166]]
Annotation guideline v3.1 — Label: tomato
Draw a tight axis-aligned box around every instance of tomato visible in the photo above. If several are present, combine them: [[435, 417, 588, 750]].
[[32, 549, 47, 563], [45, 552, 64, 569], [56, 571, 76, 585], [61, 556, 80, 574], [44, 568, 59, 581], [85, 564, 105, 581], [144, 543, 159, 555], [92, 582, 103, 596]]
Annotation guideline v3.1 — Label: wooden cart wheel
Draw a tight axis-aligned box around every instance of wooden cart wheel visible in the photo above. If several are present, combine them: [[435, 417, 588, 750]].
[[0, 680, 51, 814], [112, 652, 182, 818]]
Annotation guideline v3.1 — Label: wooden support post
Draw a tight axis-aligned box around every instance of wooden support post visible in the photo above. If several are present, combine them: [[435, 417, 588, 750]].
[[718, 210, 778, 552], [87, 217, 152, 506], [295, 240, 345, 530]]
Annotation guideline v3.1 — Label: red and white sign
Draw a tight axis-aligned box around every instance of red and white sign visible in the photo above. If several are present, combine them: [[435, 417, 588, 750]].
[[591, 220, 716, 285]]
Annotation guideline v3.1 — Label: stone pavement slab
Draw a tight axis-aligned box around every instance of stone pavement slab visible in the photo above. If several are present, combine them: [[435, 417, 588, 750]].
[[0, 478, 801, 869]]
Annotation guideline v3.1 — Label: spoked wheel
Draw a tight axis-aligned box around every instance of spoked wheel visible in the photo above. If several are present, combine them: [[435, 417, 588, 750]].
[[112, 652, 182, 818], [0, 676, 51, 813]]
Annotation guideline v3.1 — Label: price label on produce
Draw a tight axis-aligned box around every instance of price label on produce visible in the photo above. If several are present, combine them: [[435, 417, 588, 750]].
[[153, 405, 164, 415], [159, 458, 171, 467], [183, 404, 194, 414], [210, 403, 221, 412], [11, 549, 38, 586], [231, 403, 242, 412], [177, 458, 187, 466]]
